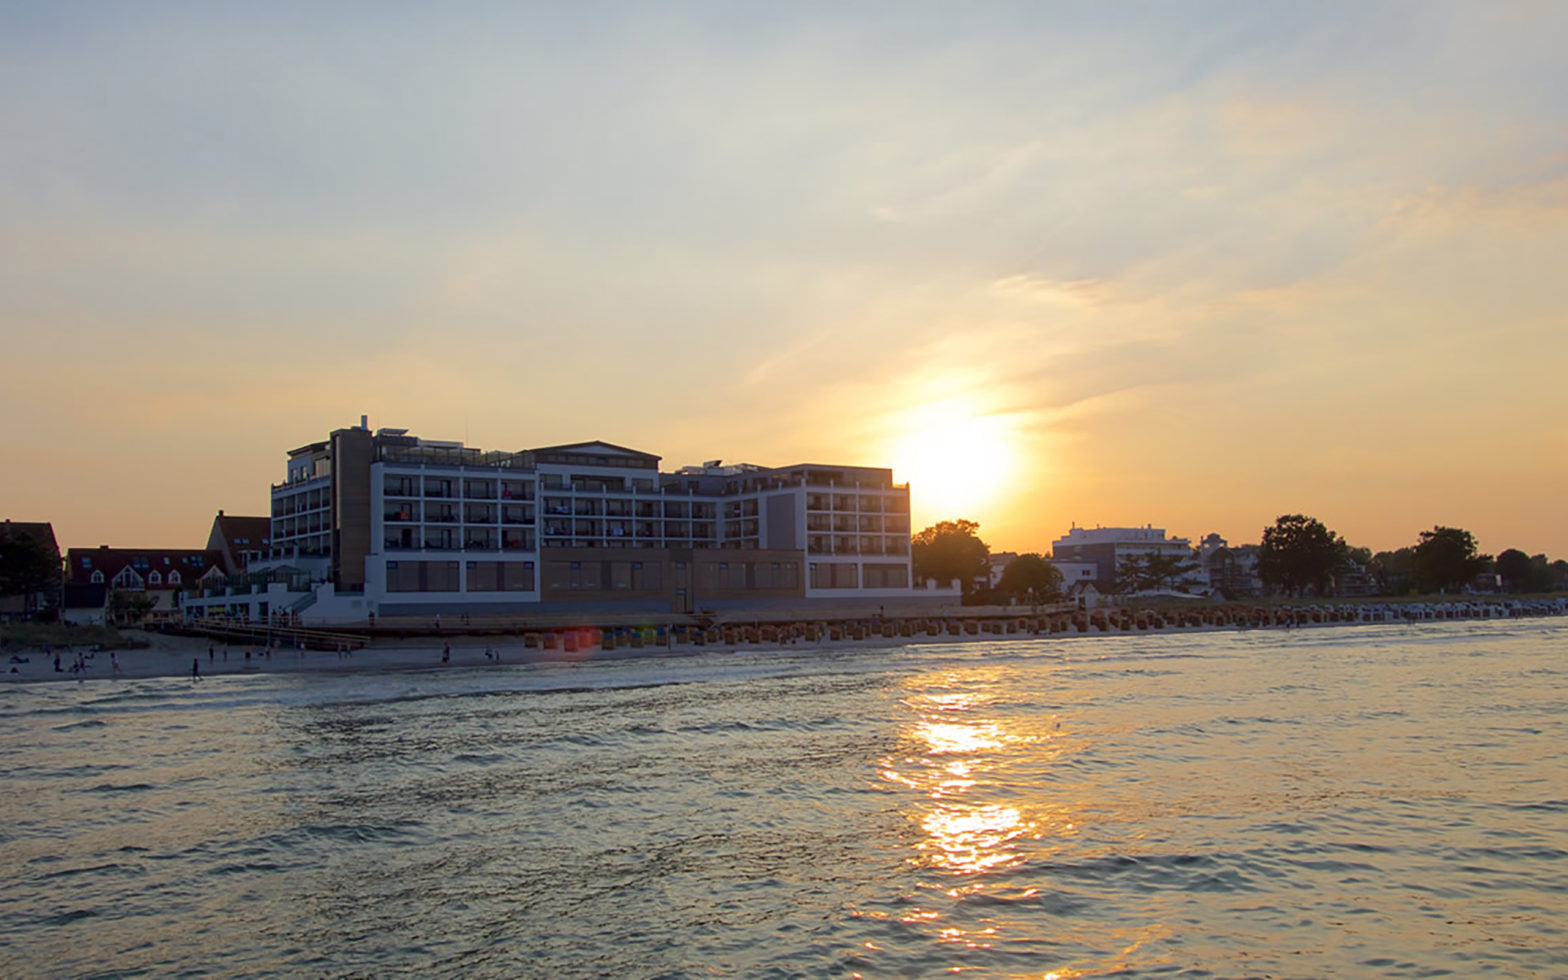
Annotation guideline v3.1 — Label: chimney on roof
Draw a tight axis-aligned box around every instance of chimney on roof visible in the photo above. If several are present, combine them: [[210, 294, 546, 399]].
[[360, 414, 369, 430], [218, 509, 224, 517]]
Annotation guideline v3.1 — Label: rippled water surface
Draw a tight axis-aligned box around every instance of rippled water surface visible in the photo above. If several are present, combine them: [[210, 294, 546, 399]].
[[2, 619, 1566, 977]]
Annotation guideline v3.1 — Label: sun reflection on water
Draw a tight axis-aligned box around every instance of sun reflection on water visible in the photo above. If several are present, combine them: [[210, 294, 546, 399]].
[[875, 670, 1088, 963], [920, 803, 1028, 874]]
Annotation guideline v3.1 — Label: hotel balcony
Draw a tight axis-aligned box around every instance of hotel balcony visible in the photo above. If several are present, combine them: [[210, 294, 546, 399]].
[[463, 529, 498, 550], [422, 530, 459, 550], [384, 529, 418, 550], [463, 480, 497, 499]]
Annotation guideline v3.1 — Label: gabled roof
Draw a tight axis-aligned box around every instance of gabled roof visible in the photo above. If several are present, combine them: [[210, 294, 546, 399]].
[[65, 547, 224, 588], [1, 520, 59, 556], [1, 520, 63, 598], [213, 514, 271, 544], [206, 512, 272, 573], [529, 441, 661, 467]]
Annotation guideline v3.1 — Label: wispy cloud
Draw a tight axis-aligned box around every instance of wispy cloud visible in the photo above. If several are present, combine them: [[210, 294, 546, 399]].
[[3, 2, 1567, 555]]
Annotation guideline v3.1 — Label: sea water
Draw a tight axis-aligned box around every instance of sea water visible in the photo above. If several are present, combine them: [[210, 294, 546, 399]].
[[1, 619, 1564, 977]]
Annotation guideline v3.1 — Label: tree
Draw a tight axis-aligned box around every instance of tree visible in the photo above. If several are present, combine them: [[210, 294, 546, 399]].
[[912, 520, 990, 597], [997, 553, 1063, 607], [1411, 526, 1489, 593], [1115, 552, 1198, 594], [1370, 547, 1416, 595], [1495, 548, 1553, 593], [1257, 514, 1349, 596], [0, 534, 57, 599], [108, 590, 156, 625], [1495, 549, 1532, 592]]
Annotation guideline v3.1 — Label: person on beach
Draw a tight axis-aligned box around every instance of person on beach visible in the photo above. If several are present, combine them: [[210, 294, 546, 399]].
[[208, 645, 214, 663], [54, 652, 61, 672], [112, 652, 121, 674], [191, 658, 201, 680], [442, 643, 450, 664]]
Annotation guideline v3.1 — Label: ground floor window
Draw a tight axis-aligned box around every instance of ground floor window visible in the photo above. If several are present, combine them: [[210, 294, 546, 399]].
[[465, 561, 535, 592], [862, 563, 909, 589], [386, 560, 461, 592], [809, 562, 859, 589]]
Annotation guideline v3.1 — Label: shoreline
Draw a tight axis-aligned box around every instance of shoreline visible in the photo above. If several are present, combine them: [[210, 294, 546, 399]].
[[4, 600, 1562, 686]]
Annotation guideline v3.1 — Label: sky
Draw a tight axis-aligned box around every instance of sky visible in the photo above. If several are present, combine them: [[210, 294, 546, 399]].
[[3, 2, 1565, 560]]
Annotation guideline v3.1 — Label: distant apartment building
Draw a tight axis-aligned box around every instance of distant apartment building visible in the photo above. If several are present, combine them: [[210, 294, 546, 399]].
[[1050, 525, 1198, 594], [1195, 533, 1262, 599], [182, 422, 936, 623]]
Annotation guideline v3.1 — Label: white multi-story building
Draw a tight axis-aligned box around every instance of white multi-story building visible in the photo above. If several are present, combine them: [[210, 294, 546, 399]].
[[185, 422, 935, 623], [1050, 525, 1199, 594]]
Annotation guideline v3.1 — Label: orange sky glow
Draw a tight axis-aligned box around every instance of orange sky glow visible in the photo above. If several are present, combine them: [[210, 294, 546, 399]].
[[3, 5, 1565, 561]]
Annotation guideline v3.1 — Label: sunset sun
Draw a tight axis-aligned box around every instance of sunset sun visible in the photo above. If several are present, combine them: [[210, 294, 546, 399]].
[[889, 403, 1021, 525]]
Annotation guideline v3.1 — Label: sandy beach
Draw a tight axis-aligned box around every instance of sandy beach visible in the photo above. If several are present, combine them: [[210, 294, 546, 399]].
[[5, 598, 1560, 686], [2, 626, 1009, 685]]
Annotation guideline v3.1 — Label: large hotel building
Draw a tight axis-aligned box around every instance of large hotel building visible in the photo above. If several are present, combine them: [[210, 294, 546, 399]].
[[184, 421, 939, 623]]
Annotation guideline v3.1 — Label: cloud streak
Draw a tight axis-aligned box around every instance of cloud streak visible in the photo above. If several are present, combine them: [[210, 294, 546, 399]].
[[3, 2, 1566, 557]]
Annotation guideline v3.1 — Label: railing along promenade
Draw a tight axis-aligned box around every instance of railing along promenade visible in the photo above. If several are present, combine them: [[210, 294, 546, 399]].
[[162, 617, 364, 651]]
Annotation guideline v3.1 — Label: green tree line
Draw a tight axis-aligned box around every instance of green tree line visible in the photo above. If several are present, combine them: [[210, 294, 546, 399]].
[[913, 514, 1567, 603]]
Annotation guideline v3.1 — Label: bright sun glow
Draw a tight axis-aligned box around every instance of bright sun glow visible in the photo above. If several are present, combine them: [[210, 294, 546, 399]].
[[888, 401, 1021, 524]]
